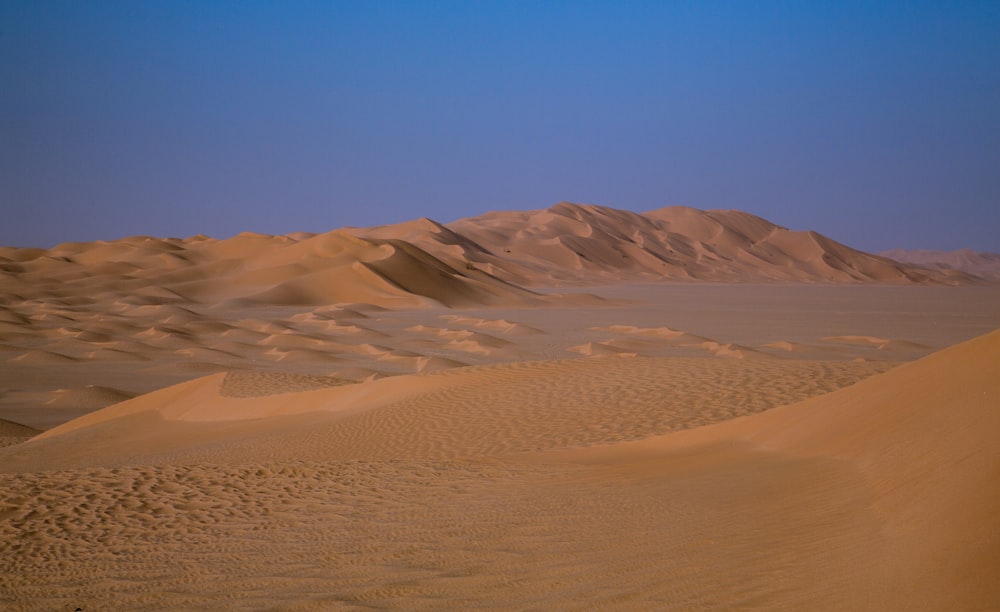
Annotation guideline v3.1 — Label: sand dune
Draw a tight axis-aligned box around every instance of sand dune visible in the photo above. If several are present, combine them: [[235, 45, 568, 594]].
[[5, 202, 955, 313], [40, 385, 136, 409], [1, 226, 541, 312], [438, 314, 545, 335], [590, 324, 708, 343], [0, 418, 40, 448], [882, 247, 1000, 281], [546, 328, 1000, 609], [821, 334, 928, 350], [567, 341, 636, 357], [1, 331, 996, 608], [1, 205, 998, 608], [7, 349, 77, 364], [2, 281, 997, 430], [0, 203, 976, 389], [5, 356, 890, 469], [437, 202, 970, 285]]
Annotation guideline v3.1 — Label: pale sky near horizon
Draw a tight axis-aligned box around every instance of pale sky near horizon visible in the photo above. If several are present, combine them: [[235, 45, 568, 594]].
[[2, 1, 998, 252]]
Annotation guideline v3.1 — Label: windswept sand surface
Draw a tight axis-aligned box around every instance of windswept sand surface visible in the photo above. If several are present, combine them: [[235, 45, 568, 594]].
[[1, 328, 998, 609], [2, 207, 999, 609]]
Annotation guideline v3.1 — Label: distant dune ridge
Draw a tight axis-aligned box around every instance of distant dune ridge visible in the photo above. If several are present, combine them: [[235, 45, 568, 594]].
[[359, 202, 976, 286], [0, 203, 976, 314], [438, 203, 974, 285], [881, 248, 1000, 281]]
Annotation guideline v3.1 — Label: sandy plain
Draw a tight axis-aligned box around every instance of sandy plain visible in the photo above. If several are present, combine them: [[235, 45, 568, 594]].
[[2, 205, 999, 609]]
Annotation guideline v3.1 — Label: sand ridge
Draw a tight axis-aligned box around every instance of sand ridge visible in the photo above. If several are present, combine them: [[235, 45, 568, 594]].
[[882, 247, 1000, 280], [1, 331, 997, 608], [0, 204, 975, 322], [537, 328, 1000, 609], [2, 356, 894, 471], [434, 203, 974, 286]]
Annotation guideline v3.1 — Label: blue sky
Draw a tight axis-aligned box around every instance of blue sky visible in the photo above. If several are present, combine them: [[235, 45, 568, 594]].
[[2, 1, 998, 251]]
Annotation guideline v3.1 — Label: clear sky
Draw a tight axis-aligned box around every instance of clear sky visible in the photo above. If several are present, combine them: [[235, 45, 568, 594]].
[[2, 1, 998, 252]]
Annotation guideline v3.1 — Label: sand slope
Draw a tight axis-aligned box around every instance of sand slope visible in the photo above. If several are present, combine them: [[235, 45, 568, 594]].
[[4, 357, 890, 470], [0, 228, 540, 311], [549, 327, 1000, 609], [0, 418, 40, 448], [437, 202, 970, 285], [1, 331, 997, 609]]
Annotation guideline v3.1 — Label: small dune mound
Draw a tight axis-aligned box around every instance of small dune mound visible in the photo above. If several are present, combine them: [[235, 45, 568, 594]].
[[142, 361, 239, 374], [589, 325, 708, 344], [173, 347, 243, 361], [261, 347, 344, 364], [821, 335, 928, 350], [439, 315, 546, 336], [43, 385, 137, 410], [328, 366, 387, 381], [7, 350, 77, 364], [83, 348, 152, 361], [0, 418, 41, 448], [763, 340, 801, 352], [414, 356, 468, 373], [697, 340, 769, 359], [220, 371, 356, 399], [567, 342, 634, 357]]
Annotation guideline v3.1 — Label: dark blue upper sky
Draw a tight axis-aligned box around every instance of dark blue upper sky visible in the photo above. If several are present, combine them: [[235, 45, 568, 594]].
[[2, 1, 998, 251]]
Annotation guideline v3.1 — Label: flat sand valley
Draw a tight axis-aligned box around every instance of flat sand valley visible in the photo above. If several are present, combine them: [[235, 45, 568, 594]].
[[2, 281, 999, 609]]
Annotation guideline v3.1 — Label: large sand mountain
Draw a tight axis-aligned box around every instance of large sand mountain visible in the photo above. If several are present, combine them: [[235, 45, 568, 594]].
[[0, 228, 540, 310], [362, 201, 971, 285], [0, 203, 971, 315]]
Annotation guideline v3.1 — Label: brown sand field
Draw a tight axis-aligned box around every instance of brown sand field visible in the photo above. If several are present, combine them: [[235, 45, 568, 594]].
[[2, 205, 999, 609]]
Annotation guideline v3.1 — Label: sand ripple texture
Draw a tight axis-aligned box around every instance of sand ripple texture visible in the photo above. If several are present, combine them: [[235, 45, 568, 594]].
[[0, 457, 882, 611], [2, 328, 997, 610], [223, 357, 894, 463], [219, 371, 355, 398], [0, 356, 897, 610]]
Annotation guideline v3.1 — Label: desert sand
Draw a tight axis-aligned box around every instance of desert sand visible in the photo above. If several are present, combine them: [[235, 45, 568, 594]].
[[1, 204, 998, 609], [881, 247, 1000, 281]]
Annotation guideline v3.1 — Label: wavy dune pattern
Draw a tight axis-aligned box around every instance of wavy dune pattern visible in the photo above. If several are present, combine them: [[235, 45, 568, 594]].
[[1, 204, 999, 609], [1, 331, 997, 609]]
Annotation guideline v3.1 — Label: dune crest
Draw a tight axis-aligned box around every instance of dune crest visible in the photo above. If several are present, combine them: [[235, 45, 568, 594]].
[[1, 225, 541, 311], [434, 202, 972, 286], [2, 331, 996, 608], [546, 328, 1000, 608], [1, 204, 997, 609], [1, 203, 967, 317]]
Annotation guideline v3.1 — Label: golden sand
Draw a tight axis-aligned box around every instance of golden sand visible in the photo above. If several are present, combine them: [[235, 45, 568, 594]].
[[1, 206, 999, 609]]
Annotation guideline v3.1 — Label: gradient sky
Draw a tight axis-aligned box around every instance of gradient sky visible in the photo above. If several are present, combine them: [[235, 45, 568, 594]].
[[2, 1, 998, 252]]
